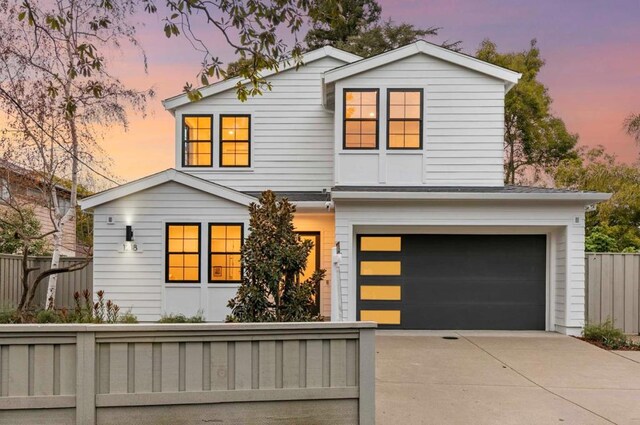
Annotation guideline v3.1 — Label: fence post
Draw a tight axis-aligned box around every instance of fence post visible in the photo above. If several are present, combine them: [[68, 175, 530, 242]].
[[358, 327, 375, 425], [76, 329, 96, 425]]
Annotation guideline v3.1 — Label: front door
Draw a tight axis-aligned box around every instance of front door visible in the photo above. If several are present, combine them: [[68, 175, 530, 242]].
[[298, 232, 321, 315]]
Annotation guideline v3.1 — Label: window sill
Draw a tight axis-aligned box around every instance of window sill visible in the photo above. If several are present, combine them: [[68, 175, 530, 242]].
[[208, 283, 241, 289], [338, 150, 380, 155], [165, 283, 201, 288], [386, 150, 424, 155], [181, 167, 255, 172]]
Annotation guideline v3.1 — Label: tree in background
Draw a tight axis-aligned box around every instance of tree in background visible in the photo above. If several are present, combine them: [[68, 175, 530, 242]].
[[304, 0, 381, 50], [476, 40, 579, 185], [624, 113, 640, 144], [555, 147, 640, 253], [227, 191, 325, 322], [0, 0, 152, 308]]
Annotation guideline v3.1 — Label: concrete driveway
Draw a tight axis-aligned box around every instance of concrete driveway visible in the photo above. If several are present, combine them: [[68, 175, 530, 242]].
[[376, 331, 640, 424]]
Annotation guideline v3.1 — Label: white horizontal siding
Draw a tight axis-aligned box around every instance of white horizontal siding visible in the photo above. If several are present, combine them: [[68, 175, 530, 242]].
[[334, 53, 506, 187], [334, 200, 587, 334], [174, 57, 347, 191], [92, 181, 249, 321]]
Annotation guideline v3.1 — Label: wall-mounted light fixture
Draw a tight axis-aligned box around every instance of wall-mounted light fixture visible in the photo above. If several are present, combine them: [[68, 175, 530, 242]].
[[123, 225, 139, 252], [126, 225, 134, 242]]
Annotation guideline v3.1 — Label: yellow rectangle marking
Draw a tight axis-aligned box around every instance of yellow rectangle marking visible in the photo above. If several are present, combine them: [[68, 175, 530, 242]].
[[360, 285, 401, 300], [360, 310, 401, 325], [361, 236, 401, 251], [360, 261, 401, 276]]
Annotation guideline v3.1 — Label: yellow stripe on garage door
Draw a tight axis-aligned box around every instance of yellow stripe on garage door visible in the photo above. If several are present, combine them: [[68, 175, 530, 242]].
[[360, 285, 401, 300], [360, 236, 401, 251], [360, 310, 401, 325], [360, 261, 401, 276]]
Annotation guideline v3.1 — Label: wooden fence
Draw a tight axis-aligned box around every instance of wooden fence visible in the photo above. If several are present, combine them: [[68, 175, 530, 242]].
[[586, 253, 640, 334], [0, 254, 92, 309], [0, 322, 376, 425]]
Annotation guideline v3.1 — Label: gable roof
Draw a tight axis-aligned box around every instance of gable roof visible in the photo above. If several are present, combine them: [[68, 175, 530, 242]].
[[323, 40, 522, 91], [79, 169, 256, 210], [162, 46, 362, 112]]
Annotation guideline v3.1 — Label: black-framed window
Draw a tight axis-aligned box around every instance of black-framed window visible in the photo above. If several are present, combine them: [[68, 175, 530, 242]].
[[220, 115, 250, 167], [166, 223, 201, 283], [343, 89, 379, 149], [387, 89, 423, 149], [182, 115, 213, 167], [209, 223, 243, 282]]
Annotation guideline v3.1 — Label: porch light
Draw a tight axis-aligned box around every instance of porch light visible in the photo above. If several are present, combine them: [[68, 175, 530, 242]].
[[123, 225, 138, 252]]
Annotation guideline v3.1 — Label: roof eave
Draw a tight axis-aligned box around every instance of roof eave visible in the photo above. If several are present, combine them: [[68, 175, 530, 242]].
[[330, 191, 612, 203], [162, 47, 362, 112]]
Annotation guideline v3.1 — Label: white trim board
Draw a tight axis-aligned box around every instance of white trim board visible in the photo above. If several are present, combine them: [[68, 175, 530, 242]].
[[324, 40, 522, 91], [80, 169, 256, 210]]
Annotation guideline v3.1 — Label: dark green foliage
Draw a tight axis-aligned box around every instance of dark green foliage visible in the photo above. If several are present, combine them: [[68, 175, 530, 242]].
[[157, 312, 205, 323], [35, 309, 61, 323], [305, 0, 381, 50], [556, 148, 640, 253], [227, 191, 325, 322], [0, 307, 20, 324], [0, 208, 50, 255], [582, 319, 639, 350], [476, 39, 579, 184]]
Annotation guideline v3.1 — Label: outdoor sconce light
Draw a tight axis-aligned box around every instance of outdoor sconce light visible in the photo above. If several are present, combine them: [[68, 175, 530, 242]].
[[123, 225, 139, 252]]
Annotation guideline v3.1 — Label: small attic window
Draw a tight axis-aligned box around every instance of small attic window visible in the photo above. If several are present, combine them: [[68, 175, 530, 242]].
[[182, 115, 213, 167]]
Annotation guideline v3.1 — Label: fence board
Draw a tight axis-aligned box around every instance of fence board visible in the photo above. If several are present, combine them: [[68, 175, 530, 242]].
[[0, 254, 92, 309], [585, 253, 640, 334]]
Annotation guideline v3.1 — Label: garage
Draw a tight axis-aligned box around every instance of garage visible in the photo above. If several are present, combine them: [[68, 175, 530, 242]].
[[356, 234, 547, 330]]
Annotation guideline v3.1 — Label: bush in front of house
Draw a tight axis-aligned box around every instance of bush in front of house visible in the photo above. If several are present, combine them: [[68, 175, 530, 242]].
[[157, 311, 205, 323], [226, 190, 325, 323], [0, 290, 138, 324], [582, 319, 639, 350]]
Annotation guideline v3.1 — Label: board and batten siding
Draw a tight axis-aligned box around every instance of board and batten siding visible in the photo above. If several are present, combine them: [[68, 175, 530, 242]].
[[92, 181, 249, 321], [334, 54, 506, 187], [333, 200, 587, 335], [173, 57, 346, 192]]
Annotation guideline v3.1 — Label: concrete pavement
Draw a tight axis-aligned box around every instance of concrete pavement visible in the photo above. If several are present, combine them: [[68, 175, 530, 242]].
[[376, 331, 640, 424]]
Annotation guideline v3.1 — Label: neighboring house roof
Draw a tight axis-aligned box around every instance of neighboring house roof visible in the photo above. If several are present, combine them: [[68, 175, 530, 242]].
[[323, 40, 522, 92], [0, 158, 72, 196], [162, 46, 363, 112], [80, 169, 256, 209], [331, 185, 611, 202]]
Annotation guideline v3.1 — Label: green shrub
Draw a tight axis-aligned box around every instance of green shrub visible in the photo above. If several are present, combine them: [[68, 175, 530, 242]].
[[35, 309, 61, 323], [583, 319, 631, 349], [0, 308, 19, 324], [118, 311, 138, 324], [158, 311, 205, 323]]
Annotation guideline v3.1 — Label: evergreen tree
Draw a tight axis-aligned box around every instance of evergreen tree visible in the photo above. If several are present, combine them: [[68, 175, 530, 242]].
[[227, 191, 325, 322]]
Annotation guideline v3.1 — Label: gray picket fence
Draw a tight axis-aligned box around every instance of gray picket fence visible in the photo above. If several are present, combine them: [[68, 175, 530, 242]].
[[586, 253, 640, 334], [0, 254, 92, 309]]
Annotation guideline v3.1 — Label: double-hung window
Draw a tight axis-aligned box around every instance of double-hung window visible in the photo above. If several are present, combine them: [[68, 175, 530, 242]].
[[343, 89, 379, 149], [182, 115, 213, 166], [209, 224, 243, 282], [387, 89, 423, 149], [166, 223, 201, 283], [220, 115, 250, 167]]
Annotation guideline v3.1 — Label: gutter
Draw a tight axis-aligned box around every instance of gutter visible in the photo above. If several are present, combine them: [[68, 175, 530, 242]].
[[330, 191, 612, 203]]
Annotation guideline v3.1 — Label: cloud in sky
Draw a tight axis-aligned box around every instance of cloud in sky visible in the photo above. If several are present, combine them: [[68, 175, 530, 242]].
[[106, 0, 640, 182]]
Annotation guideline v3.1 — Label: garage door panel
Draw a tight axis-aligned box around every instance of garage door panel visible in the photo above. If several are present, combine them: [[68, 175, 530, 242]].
[[357, 234, 546, 330]]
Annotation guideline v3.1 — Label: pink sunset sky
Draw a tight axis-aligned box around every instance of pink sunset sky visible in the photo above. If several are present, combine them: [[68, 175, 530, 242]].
[[106, 0, 640, 183]]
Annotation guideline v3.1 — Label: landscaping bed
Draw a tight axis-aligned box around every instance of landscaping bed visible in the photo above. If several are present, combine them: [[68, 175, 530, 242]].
[[577, 319, 640, 351]]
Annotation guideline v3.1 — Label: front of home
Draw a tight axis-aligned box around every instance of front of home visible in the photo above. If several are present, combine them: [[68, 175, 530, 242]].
[[80, 41, 608, 335]]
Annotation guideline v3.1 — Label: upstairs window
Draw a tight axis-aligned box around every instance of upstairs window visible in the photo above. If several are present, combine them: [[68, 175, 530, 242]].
[[183, 115, 213, 167], [209, 224, 243, 282], [166, 223, 200, 283], [220, 115, 250, 167], [344, 89, 379, 149], [387, 89, 423, 149]]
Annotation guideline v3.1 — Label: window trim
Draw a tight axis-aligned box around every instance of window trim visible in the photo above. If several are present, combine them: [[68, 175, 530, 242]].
[[181, 114, 214, 168], [165, 222, 202, 284], [207, 222, 244, 283], [386, 88, 424, 150], [342, 88, 380, 150], [219, 114, 252, 168]]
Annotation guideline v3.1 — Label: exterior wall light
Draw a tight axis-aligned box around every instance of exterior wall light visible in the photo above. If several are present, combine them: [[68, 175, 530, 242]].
[[123, 225, 139, 252]]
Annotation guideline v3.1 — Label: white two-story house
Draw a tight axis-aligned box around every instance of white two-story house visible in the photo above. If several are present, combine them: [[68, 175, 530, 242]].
[[81, 41, 608, 335]]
